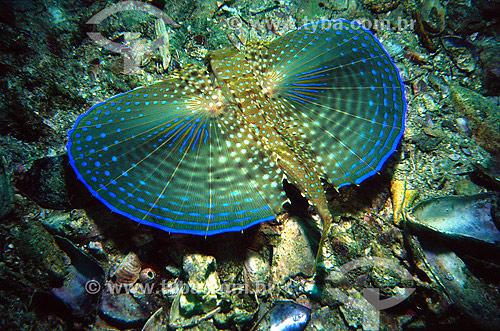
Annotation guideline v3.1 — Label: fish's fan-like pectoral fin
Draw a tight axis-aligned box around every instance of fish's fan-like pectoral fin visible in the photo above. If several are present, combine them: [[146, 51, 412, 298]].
[[261, 19, 407, 188], [217, 108, 288, 215], [67, 67, 285, 235]]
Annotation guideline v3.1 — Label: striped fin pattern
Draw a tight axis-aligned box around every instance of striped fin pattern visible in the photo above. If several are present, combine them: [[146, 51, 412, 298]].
[[67, 66, 286, 235], [67, 19, 406, 237], [256, 19, 406, 188]]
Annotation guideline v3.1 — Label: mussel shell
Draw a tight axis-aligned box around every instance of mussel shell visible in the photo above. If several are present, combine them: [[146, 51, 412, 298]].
[[408, 193, 500, 251], [253, 301, 311, 331], [270, 302, 310, 331], [441, 36, 477, 57], [415, 238, 500, 329], [471, 162, 500, 191]]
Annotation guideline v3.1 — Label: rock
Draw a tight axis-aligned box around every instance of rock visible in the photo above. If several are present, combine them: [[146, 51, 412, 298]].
[[272, 216, 315, 285], [338, 288, 379, 330], [51, 237, 104, 321], [441, 119, 458, 133], [232, 306, 256, 324], [322, 0, 349, 11], [369, 261, 408, 298], [16, 155, 70, 209], [294, 0, 346, 23], [450, 84, 500, 157], [181, 254, 220, 315], [0, 1, 16, 28], [212, 292, 258, 328], [479, 39, 500, 95], [309, 306, 345, 330], [363, 0, 400, 13], [99, 283, 157, 329], [476, 0, 500, 19], [0, 160, 13, 218], [421, 94, 439, 113], [39, 210, 102, 242], [446, 2, 485, 36], [453, 179, 482, 195], [243, 250, 270, 294], [442, 36, 477, 73], [409, 133, 443, 152], [16, 154, 93, 210], [10, 220, 69, 290], [459, 145, 471, 156]]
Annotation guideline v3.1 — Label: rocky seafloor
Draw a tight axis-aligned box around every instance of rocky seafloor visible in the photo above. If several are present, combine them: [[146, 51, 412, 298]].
[[1, 0, 500, 330]]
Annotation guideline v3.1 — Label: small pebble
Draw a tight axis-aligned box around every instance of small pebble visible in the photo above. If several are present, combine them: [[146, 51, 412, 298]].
[[455, 117, 469, 134], [88, 241, 103, 251], [441, 119, 458, 133], [460, 146, 472, 156]]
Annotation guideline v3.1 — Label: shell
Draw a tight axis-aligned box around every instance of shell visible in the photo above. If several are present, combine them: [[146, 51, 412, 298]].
[[139, 268, 156, 284], [408, 193, 500, 248], [154, 17, 170, 73], [141, 307, 168, 331], [252, 301, 311, 331], [420, 0, 445, 34], [391, 180, 418, 226], [51, 237, 105, 318], [111, 252, 141, 285], [472, 161, 500, 190], [455, 117, 469, 134], [413, 238, 500, 329], [244, 249, 270, 294]]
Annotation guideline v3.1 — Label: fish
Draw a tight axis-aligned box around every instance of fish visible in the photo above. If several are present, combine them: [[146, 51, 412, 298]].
[[67, 19, 406, 273]]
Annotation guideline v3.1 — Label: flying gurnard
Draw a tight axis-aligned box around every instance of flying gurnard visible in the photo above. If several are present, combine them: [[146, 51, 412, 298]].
[[67, 19, 406, 273]]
